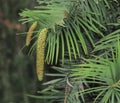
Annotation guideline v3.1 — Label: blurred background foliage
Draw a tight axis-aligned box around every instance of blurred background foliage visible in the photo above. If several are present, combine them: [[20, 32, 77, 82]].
[[0, 0, 41, 103]]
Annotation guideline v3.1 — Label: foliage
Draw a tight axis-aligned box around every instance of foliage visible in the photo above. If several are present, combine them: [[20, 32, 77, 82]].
[[20, 0, 120, 103], [71, 41, 120, 103]]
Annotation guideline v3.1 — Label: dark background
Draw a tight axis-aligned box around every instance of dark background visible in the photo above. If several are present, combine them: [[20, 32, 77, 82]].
[[0, 0, 40, 103]]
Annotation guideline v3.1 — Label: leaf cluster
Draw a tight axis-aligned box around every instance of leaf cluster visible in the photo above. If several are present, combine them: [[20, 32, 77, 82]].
[[20, 0, 120, 103]]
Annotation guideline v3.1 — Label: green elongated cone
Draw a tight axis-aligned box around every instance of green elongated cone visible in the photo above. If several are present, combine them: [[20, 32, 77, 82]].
[[36, 28, 48, 81]]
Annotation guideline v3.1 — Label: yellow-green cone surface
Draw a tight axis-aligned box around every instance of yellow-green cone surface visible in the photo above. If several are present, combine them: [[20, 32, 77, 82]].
[[36, 28, 48, 81], [26, 21, 38, 46]]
